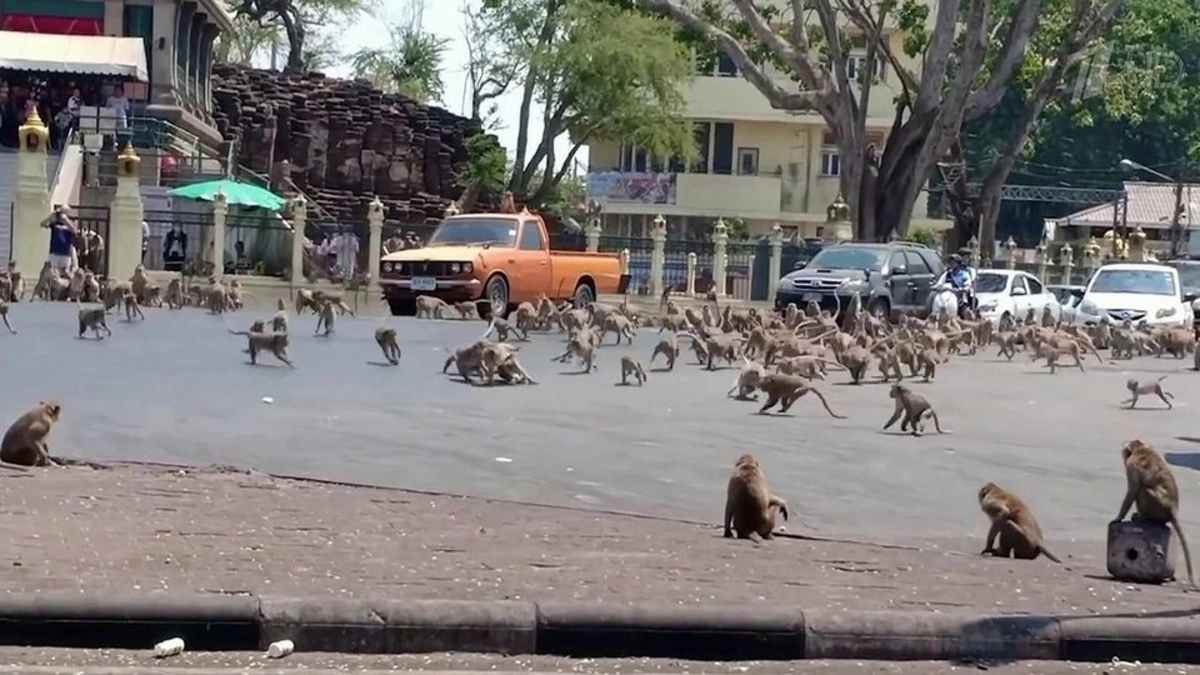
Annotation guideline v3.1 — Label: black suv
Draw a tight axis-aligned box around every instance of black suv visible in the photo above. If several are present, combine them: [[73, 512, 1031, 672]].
[[774, 241, 944, 321]]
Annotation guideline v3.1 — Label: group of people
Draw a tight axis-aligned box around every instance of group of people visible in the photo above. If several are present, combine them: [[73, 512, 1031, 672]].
[[1, 76, 132, 151]]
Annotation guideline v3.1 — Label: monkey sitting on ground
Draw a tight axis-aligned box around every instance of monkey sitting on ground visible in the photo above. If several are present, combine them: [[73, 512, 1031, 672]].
[[77, 303, 112, 339], [229, 326, 294, 367], [314, 298, 337, 336], [650, 338, 681, 370], [1122, 376, 1175, 410], [375, 326, 401, 365], [724, 454, 788, 540], [0, 400, 63, 467], [164, 277, 185, 310], [978, 482, 1062, 563], [755, 372, 846, 418], [1114, 440, 1196, 587], [122, 291, 145, 322], [883, 384, 948, 436], [619, 355, 647, 386], [0, 300, 16, 334]]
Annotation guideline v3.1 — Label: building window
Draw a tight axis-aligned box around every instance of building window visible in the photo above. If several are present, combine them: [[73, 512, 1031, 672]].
[[846, 54, 886, 84], [715, 53, 738, 77], [712, 122, 734, 175], [820, 150, 840, 177], [619, 144, 649, 172], [692, 122, 711, 174], [737, 147, 759, 176]]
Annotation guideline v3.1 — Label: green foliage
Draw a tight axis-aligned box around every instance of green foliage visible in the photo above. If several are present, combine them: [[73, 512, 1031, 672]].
[[229, 0, 373, 72], [214, 14, 284, 65], [715, 217, 750, 241], [462, 133, 510, 200], [479, 0, 697, 202], [541, 175, 588, 217], [351, 26, 448, 103], [905, 226, 939, 248]]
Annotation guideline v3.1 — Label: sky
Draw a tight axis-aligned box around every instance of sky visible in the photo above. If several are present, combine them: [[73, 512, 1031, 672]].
[[323, 0, 590, 175]]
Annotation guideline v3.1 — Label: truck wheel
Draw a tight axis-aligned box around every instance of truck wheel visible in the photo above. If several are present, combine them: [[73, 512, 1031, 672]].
[[867, 298, 890, 322], [485, 275, 510, 318], [573, 281, 594, 308], [388, 298, 416, 316]]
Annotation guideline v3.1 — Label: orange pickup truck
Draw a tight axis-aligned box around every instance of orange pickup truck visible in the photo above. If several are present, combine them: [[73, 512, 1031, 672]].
[[379, 212, 628, 316]]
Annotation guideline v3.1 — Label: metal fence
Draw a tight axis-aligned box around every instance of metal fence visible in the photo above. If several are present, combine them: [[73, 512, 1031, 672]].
[[143, 209, 214, 274], [225, 212, 292, 278], [304, 219, 370, 283], [68, 205, 110, 277]]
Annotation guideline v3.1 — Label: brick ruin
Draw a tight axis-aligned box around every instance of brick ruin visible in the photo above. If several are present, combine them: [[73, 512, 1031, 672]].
[[210, 64, 490, 227]]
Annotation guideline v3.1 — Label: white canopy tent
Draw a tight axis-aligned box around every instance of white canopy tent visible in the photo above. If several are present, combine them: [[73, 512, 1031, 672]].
[[0, 31, 149, 82]]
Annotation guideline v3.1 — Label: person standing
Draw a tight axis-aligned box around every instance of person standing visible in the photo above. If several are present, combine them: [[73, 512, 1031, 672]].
[[163, 223, 187, 272], [41, 205, 77, 274], [331, 227, 360, 280]]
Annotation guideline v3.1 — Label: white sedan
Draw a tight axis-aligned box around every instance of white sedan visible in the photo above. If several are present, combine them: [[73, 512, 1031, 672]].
[[933, 268, 1062, 325]]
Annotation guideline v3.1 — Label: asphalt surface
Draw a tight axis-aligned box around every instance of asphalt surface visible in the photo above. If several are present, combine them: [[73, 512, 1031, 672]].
[[4, 301, 1200, 542], [0, 649, 1192, 674]]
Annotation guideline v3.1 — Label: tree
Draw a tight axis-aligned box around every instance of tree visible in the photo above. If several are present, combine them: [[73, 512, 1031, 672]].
[[460, 0, 518, 130], [231, 0, 372, 73], [350, 0, 448, 103], [959, 0, 1200, 242], [214, 13, 284, 66], [635, 0, 1124, 250], [476, 0, 698, 207]]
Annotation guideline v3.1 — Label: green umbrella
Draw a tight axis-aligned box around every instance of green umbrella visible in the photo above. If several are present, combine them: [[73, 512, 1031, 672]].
[[168, 179, 286, 211]]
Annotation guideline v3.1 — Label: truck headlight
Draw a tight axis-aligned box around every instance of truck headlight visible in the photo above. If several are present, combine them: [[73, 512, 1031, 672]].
[[1156, 307, 1178, 319], [450, 263, 461, 274], [382, 262, 393, 273], [463, 262, 473, 273]]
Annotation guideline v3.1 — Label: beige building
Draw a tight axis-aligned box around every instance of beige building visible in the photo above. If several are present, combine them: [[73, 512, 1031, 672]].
[[587, 28, 938, 240]]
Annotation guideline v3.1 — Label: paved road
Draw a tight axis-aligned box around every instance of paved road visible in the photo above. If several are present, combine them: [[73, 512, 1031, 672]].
[[0, 649, 1187, 674], [5, 301, 1200, 542]]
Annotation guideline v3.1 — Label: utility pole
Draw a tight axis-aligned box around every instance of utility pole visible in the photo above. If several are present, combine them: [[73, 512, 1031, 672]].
[[1171, 177, 1185, 258]]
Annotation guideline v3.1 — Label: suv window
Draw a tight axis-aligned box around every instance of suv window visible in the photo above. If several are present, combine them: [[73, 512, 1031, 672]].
[[518, 220, 545, 251], [886, 252, 906, 273], [916, 248, 944, 275], [1170, 262, 1200, 289], [1026, 276, 1043, 294], [903, 250, 932, 275], [806, 246, 888, 271]]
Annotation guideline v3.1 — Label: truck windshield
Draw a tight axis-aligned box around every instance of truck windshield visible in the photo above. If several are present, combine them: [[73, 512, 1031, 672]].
[[1089, 269, 1177, 296], [427, 217, 518, 247]]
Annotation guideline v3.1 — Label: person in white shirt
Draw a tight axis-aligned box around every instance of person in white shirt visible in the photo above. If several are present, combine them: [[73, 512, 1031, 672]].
[[106, 85, 130, 130], [141, 220, 149, 263], [330, 228, 360, 280]]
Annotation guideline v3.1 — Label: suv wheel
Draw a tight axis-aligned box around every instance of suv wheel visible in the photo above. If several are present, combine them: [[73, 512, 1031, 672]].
[[867, 298, 890, 322]]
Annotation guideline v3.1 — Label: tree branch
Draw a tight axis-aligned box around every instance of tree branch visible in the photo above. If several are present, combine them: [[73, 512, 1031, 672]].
[[636, 0, 830, 115], [727, 0, 826, 92], [962, 0, 1044, 120]]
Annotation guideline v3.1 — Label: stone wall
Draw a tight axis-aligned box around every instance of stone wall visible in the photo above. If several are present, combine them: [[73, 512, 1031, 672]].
[[210, 64, 487, 226]]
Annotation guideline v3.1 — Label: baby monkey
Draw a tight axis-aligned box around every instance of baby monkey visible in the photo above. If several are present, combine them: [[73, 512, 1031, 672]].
[[375, 326, 402, 365], [978, 482, 1062, 563], [1122, 375, 1175, 410], [619, 355, 647, 386], [883, 384, 948, 436]]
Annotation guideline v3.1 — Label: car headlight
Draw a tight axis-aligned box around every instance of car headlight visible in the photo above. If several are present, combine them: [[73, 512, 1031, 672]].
[[1079, 300, 1100, 315], [449, 263, 461, 274], [840, 279, 868, 293], [1156, 307, 1178, 319], [463, 262, 473, 274]]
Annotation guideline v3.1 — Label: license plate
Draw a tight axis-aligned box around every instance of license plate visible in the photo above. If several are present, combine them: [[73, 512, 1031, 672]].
[[411, 276, 437, 291], [802, 293, 823, 303]]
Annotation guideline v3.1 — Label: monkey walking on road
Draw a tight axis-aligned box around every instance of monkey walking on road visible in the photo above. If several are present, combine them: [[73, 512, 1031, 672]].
[[1114, 440, 1196, 587], [883, 384, 948, 436], [375, 326, 401, 365], [1122, 376, 1175, 410], [77, 302, 112, 339], [619, 355, 647, 386]]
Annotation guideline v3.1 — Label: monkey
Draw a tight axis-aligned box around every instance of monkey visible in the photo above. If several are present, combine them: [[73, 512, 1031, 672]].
[[555, 328, 599, 373], [1031, 342, 1085, 374], [229, 327, 294, 367], [0, 300, 16, 334], [453, 301, 478, 320], [755, 372, 846, 418], [480, 341, 537, 385], [164, 277, 185, 310], [916, 348, 939, 382], [483, 315, 527, 342], [1123, 376, 1175, 410], [840, 345, 873, 384], [314, 299, 336, 336], [723, 454, 788, 540], [130, 264, 150, 302], [67, 269, 85, 302], [883, 384, 948, 436], [619, 355, 647, 386], [77, 303, 112, 339], [122, 291, 145, 322], [206, 283, 229, 315], [271, 299, 289, 333], [0, 400, 63, 467], [978, 482, 1063, 563], [375, 326, 402, 365], [994, 331, 1020, 360], [1114, 440, 1196, 587], [312, 290, 354, 316], [650, 338, 681, 370], [727, 359, 765, 400], [295, 288, 319, 314], [600, 313, 638, 346], [415, 294, 449, 319]]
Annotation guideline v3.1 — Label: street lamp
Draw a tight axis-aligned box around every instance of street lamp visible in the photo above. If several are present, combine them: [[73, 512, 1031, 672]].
[[1120, 158, 1185, 258]]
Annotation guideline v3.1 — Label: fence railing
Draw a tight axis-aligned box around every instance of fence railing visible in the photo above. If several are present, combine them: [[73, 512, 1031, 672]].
[[225, 213, 292, 278], [143, 209, 215, 275]]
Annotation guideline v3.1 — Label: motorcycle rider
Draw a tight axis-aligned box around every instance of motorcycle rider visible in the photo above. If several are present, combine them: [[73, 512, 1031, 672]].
[[946, 253, 977, 317]]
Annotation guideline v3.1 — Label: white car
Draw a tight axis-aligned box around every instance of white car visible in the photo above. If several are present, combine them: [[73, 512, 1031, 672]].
[[932, 268, 1061, 325], [1074, 263, 1196, 327]]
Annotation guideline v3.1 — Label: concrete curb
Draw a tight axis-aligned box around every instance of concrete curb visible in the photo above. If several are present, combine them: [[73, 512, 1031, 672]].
[[0, 594, 1199, 663]]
